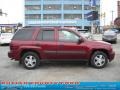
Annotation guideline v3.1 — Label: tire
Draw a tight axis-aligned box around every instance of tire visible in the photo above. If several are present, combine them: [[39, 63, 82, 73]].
[[114, 40, 117, 44], [22, 52, 40, 70], [90, 51, 108, 69]]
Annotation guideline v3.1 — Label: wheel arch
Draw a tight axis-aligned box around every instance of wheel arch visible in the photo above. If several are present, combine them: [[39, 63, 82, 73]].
[[20, 49, 41, 60], [90, 49, 109, 61]]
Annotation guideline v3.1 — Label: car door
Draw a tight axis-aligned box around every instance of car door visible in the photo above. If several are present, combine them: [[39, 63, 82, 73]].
[[35, 29, 57, 59], [56, 29, 87, 60]]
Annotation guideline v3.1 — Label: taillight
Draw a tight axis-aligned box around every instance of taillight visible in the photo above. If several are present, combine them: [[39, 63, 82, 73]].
[[10, 43, 18, 50]]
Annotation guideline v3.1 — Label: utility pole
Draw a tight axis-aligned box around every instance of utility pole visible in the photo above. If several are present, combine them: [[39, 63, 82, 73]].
[[0, 9, 2, 16], [111, 10, 114, 26], [0, 9, 8, 24], [0, 9, 7, 16], [103, 12, 106, 26]]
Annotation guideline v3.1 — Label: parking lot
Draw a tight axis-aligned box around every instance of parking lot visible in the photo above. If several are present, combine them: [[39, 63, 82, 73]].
[[0, 34, 120, 82]]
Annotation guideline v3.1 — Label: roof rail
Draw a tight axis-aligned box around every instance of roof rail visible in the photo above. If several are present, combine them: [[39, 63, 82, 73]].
[[23, 26, 62, 29]]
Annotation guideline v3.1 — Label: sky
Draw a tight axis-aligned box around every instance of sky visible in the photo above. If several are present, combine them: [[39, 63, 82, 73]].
[[0, 0, 24, 24], [0, 0, 118, 26], [100, 0, 118, 26]]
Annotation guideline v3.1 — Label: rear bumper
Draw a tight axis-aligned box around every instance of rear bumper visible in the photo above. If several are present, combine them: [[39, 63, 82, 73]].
[[109, 51, 115, 62]]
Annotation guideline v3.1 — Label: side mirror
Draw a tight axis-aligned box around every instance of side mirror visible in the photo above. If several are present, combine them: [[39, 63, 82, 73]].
[[78, 37, 84, 44]]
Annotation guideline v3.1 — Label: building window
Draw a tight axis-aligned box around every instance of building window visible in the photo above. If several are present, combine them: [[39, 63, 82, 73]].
[[84, 14, 87, 19], [84, 5, 91, 10], [43, 14, 61, 20], [64, 4, 82, 10], [118, 1, 120, 5], [25, 14, 41, 19], [64, 14, 82, 19], [25, 5, 41, 10], [25, 0, 41, 1], [43, 4, 61, 10], [92, 5, 100, 10], [44, 0, 59, 1], [84, 0, 90, 1], [64, 0, 80, 2]]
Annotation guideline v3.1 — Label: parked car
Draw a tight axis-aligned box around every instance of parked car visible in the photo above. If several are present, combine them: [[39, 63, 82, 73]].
[[8, 27, 115, 69], [0, 33, 13, 45], [77, 29, 93, 39], [111, 29, 119, 33], [102, 30, 117, 43]]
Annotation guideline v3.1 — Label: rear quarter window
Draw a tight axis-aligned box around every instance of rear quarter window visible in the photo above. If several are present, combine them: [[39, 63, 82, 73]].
[[12, 29, 34, 40]]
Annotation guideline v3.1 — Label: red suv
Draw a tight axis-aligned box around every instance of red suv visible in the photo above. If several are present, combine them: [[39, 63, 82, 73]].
[[8, 27, 115, 69]]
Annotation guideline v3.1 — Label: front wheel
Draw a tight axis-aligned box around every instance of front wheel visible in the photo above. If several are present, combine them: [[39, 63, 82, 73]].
[[90, 51, 108, 69], [22, 52, 40, 69]]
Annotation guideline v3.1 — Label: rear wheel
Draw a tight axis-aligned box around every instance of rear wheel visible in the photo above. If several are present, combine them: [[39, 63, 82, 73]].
[[90, 51, 108, 69], [22, 52, 40, 69]]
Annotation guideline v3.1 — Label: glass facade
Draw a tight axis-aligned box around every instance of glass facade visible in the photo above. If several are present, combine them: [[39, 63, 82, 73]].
[[25, 0, 100, 29]]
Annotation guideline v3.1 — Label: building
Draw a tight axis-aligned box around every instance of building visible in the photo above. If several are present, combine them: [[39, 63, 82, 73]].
[[118, 0, 120, 17], [25, 0, 100, 30]]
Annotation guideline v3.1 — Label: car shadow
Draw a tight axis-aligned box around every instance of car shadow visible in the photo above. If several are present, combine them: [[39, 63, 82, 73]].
[[0, 44, 9, 46], [39, 61, 89, 68]]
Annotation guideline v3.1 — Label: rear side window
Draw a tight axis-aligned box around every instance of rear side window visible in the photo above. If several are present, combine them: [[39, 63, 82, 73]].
[[12, 29, 34, 40], [36, 30, 55, 41]]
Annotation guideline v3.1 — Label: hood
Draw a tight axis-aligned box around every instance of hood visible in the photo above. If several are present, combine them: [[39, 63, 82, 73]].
[[84, 40, 111, 47]]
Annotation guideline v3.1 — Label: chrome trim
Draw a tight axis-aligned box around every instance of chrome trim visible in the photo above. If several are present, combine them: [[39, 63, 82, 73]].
[[44, 50, 86, 54]]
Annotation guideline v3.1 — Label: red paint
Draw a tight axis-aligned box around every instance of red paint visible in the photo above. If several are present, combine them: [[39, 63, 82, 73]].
[[8, 27, 115, 62]]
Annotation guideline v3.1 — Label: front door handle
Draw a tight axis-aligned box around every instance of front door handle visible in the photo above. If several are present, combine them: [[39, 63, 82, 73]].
[[59, 45, 64, 47]]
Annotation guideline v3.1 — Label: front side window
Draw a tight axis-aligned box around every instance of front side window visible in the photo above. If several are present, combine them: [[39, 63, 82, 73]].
[[58, 30, 79, 42], [36, 30, 55, 41]]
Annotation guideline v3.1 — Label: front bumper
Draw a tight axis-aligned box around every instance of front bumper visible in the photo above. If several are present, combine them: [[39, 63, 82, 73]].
[[109, 51, 115, 62]]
